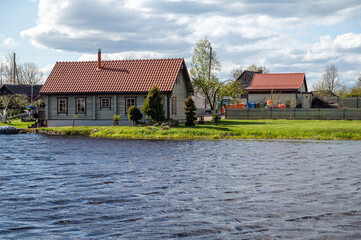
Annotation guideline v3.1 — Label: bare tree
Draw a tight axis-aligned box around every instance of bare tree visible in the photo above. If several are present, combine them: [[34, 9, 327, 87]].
[[18, 62, 44, 85], [2, 51, 20, 84], [313, 63, 342, 95], [230, 66, 244, 80], [2, 51, 43, 85], [357, 73, 361, 87]]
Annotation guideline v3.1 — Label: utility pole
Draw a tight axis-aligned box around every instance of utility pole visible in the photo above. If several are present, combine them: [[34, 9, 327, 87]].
[[13, 52, 16, 84], [208, 47, 212, 83], [0, 63, 3, 85]]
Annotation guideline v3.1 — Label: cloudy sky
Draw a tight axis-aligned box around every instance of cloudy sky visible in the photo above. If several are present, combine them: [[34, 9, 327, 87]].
[[1, 0, 361, 88]]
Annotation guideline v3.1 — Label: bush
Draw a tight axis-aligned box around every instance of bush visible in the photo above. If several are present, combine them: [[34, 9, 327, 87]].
[[211, 111, 221, 125], [142, 86, 165, 122], [113, 115, 121, 126], [184, 96, 197, 126], [168, 118, 179, 127], [127, 106, 143, 126]]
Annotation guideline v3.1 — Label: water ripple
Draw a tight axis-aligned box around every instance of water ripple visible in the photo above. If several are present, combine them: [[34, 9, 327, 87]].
[[0, 135, 360, 239]]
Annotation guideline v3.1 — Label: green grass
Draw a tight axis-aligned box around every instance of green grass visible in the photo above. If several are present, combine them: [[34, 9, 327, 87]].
[[0, 118, 36, 129], [29, 119, 361, 140]]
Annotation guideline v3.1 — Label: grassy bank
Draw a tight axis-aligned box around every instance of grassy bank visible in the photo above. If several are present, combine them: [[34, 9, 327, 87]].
[[0, 119, 36, 129], [27, 119, 361, 140]]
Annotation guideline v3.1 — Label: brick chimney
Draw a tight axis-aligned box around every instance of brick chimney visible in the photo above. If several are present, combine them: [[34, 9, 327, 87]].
[[97, 48, 102, 70]]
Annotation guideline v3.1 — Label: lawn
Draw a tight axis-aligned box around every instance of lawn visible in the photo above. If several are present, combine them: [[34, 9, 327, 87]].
[[0, 118, 36, 129], [30, 119, 361, 140]]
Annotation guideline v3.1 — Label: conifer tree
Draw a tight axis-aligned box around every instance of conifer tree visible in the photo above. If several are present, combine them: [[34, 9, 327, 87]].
[[184, 96, 197, 126], [142, 85, 165, 122]]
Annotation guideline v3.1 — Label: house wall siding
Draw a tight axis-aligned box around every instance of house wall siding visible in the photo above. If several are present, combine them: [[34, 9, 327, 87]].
[[48, 95, 94, 120], [170, 70, 189, 120]]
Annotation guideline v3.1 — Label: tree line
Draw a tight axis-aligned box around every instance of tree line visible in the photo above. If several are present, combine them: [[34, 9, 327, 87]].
[[1, 51, 43, 85]]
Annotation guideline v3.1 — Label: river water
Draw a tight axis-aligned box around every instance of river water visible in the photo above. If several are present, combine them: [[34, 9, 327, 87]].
[[0, 134, 360, 239]]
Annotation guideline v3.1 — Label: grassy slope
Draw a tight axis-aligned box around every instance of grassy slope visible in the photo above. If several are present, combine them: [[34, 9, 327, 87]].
[[0, 119, 35, 128], [32, 119, 361, 140]]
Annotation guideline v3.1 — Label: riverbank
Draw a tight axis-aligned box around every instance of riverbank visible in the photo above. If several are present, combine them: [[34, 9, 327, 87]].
[[0, 119, 36, 129], [24, 120, 361, 140]]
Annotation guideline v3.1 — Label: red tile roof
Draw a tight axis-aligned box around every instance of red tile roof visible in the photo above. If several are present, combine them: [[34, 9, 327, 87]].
[[40, 58, 190, 94], [247, 73, 307, 92]]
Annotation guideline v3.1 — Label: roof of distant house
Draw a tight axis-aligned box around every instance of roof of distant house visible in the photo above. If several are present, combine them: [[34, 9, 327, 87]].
[[237, 70, 262, 81], [247, 73, 307, 92], [40, 58, 191, 95], [0, 84, 43, 97]]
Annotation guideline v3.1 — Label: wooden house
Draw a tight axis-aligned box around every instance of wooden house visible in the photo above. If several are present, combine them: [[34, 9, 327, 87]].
[[40, 50, 193, 127]]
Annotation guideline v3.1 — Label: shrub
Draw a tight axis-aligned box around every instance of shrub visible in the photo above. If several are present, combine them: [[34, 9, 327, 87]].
[[184, 96, 197, 126], [168, 118, 179, 127], [211, 111, 221, 125], [127, 106, 143, 126], [113, 115, 121, 126], [142, 85, 165, 122]]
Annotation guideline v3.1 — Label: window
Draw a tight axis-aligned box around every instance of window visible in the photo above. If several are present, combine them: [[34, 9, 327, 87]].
[[172, 97, 177, 115], [125, 97, 136, 114], [76, 98, 86, 114], [100, 97, 111, 109], [57, 98, 67, 115]]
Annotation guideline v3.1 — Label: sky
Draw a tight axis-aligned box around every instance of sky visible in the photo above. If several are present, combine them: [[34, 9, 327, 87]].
[[1, 0, 361, 89]]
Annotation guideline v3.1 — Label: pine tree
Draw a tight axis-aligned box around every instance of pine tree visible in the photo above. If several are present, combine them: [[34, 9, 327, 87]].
[[184, 96, 197, 126], [142, 85, 165, 122]]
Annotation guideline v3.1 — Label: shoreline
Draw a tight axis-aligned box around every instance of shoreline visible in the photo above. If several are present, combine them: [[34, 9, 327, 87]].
[[23, 119, 361, 141]]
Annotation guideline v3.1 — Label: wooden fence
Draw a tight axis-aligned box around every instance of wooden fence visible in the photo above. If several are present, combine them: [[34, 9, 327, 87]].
[[322, 96, 361, 108], [225, 108, 361, 120]]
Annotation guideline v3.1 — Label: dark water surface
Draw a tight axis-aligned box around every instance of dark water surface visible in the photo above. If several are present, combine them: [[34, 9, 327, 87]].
[[0, 134, 360, 239]]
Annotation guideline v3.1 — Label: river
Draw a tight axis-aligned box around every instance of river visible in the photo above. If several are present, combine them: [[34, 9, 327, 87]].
[[0, 134, 360, 239]]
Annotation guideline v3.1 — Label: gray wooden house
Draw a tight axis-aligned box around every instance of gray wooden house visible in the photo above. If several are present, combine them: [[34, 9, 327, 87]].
[[40, 51, 193, 127]]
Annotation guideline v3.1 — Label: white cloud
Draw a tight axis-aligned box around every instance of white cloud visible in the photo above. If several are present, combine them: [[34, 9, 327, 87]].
[[334, 33, 361, 50], [20, 0, 361, 85], [0, 37, 18, 48], [77, 51, 168, 61]]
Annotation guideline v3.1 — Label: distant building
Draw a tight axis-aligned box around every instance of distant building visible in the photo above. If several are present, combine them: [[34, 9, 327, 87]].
[[40, 50, 193, 126], [246, 73, 312, 108], [236, 70, 262, 102], [0, 84, 43, 99]]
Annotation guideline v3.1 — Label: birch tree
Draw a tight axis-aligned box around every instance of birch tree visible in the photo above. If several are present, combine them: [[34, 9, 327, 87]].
[[190, 39, 221, 111]]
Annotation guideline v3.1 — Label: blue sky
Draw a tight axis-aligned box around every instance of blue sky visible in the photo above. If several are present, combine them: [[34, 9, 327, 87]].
[[1, 0, 361, 89]]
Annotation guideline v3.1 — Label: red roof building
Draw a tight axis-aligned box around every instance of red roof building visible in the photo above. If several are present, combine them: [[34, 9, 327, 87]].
[[247, 73, 307, 92], [246, 73, 312, 108], [41, 50, 193, 126]]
